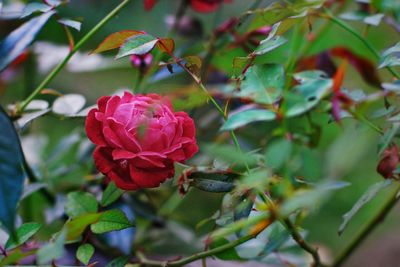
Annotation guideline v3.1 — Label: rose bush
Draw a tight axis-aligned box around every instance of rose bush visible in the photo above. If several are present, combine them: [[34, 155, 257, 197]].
[[85, 92, 198, 190]]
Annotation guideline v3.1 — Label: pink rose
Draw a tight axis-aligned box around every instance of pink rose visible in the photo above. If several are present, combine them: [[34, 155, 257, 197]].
[[85, 92, 198, 190]]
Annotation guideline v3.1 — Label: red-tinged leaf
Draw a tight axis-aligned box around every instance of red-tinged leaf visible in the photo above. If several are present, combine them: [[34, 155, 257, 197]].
[[156, 38, 175, 54], [91, 30, 144, 54], [296, 52, 337, 77], [144, 0, 158, 11], [330, 47, 381, 88], [377, 144, 399, 179], [333, 61, 347, 93]]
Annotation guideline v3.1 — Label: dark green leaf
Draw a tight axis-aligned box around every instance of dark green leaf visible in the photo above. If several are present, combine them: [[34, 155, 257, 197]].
[[5, 222, 42, 250], [204, 144, 257, 167], [221, 109, 276, 131], [0, 107, 26, 233], [192, 179, 234, 193], [65, 192, 98, 218], [76, 243, 94, 265], [338, 180, 392, 235], [116, 34, 158, 59], [0, 11, 55, 72], [90, 209, 133, 234], [106, 256, 130, 267], [101, 182, 124, 207]]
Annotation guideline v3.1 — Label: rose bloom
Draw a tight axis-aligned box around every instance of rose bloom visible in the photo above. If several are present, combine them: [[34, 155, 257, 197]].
[[85, 92, 198, 190], [144, 0, 232, 13]]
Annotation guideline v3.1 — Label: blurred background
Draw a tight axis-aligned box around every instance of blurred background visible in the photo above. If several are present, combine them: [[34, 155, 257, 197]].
[[1, 0, 400, 266]]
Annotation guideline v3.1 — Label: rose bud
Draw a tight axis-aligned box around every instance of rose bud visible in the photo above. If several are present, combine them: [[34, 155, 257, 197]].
[[85, 92, 199, 190], [130, 53, 153, 73], [377, 144, 399, 179]]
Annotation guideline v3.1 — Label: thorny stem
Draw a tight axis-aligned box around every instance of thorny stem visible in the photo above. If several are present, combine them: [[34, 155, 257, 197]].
[[18, 0, 133, 113], [283, 218, 326, 267], [261, 193, 325, 267], [332, 183, 400, 267]]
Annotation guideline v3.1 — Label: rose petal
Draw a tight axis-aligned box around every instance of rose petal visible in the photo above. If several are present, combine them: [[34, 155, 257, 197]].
[[85, 109, 107, 146]]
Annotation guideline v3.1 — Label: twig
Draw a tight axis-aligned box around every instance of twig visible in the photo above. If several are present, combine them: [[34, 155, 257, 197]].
[[333, 183, 400, 267], [283, 218, 326, 267], [324, 8, 400, 80], [18, 0, 133, 113], [135, 233, 256, 267]]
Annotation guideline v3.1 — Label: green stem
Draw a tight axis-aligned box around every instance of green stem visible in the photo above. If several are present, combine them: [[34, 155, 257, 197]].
[[135, 233, 255, 267], [333, 183, 400, 267], [18, 0, 133, 112], [325, 9, 400, 80]]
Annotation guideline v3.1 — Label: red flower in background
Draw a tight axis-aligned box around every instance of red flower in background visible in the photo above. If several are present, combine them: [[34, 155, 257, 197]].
[[85, 92, 198, 190], [144, 0, 232, 12], [191, 0, 232, 13]]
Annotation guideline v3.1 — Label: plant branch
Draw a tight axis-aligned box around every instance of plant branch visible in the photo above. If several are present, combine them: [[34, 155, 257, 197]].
[[332, 183, 400, 267], [324, 9, 400, 80], [135, 233, 256, 267], [18, 0, 133, 113], [283, 218, 326, 267]]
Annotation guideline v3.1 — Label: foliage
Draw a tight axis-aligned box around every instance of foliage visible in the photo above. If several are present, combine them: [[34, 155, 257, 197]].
[[0, 0, 400, 266]]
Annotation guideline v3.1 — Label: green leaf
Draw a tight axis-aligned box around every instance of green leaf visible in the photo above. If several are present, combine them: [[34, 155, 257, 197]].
[[265, 139, 293, 170], [58, 19, 82, 31], [0, 11, 55, 72], [91, 30, 144, 54], [116, 34, 158, 59], [101, 182, 124, 207], [379, 42, 400, 68], [253, 24, 287, 56], [0, 107, 26, 233], [21, 3, 52, 18], [90, 209, 133, 234], [204, 144, 257, 167], [0, 248, 36, 265], [65, 213, 101, 241], [262, 222, 290, 255], [52, 94, 86, 116], [106, 256, 130, 267], [210, 238, 242, 260], [65, 192, 98, 218], [248, 1, 324, 31], [192, 179, 234, 193], [236, 64, 285, 105], [338, 180, 392, 235], [378, 122, 400, 156], [36, 230, 66, 265], [221, 109, 276, 131], [5, 222, 41, 250], [76, 243, 94, 265], [286, 72, 332, 117]]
